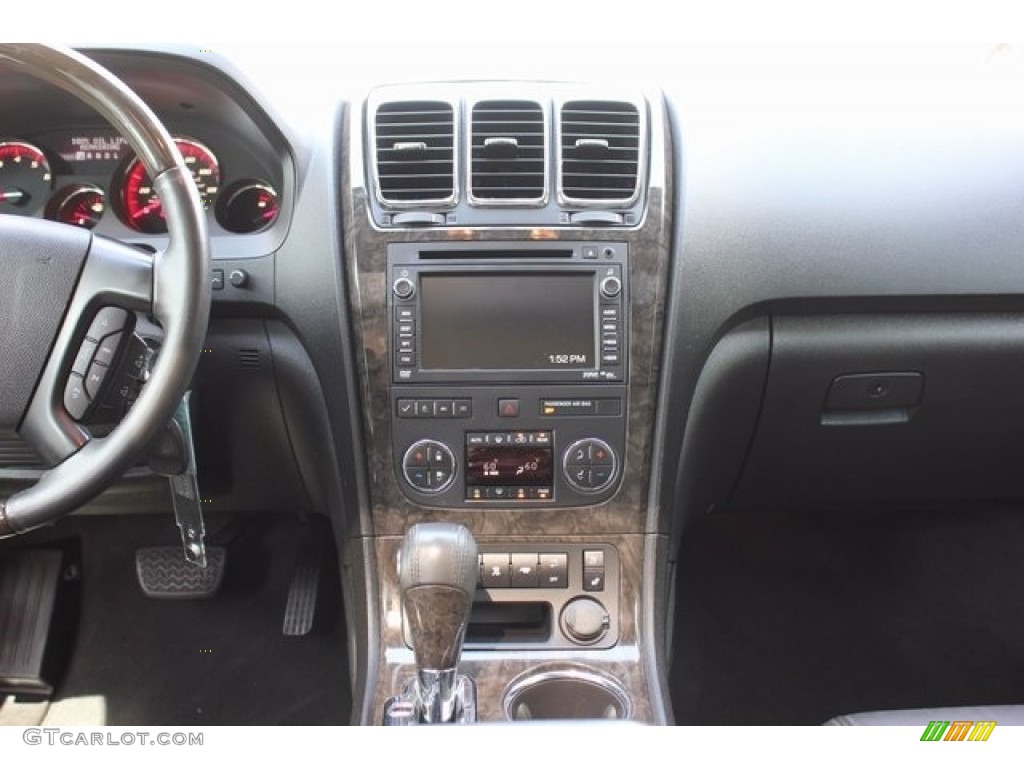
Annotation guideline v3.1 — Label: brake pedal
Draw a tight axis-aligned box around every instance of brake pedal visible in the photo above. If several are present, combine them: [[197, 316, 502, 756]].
[[136, 546, 226, 599]]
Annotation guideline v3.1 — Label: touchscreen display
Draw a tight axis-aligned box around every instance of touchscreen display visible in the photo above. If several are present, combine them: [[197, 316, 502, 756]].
[[419, 273, 595, 370]]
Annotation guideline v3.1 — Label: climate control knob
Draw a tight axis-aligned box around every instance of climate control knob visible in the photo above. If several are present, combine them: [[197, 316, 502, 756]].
[[402, 439, 455, 494], [563, 438, 617, 493]]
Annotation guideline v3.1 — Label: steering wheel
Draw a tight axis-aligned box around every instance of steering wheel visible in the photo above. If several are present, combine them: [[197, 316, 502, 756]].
[[0, 44, 210, 537]]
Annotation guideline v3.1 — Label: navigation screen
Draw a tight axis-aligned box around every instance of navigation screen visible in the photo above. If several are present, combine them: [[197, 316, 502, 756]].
[[419, 273, 595, 370]]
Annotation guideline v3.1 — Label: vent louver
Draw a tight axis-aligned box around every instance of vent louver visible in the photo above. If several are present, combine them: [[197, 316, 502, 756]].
[[560, 100, 642, 204], [470, 100, 546, 203], [374, 101, 455, 205]]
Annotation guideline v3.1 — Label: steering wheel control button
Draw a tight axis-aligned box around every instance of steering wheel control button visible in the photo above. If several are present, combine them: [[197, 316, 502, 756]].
[[403, 439, 456, 493], [561, 597, 610, 645], [63, 375, 89, 420], [93, 333, 123, 367], [562, 438, 618, 492], [86, 306, 128, 341], [84, 361, 110, 399], [71, 339, 98, 376]]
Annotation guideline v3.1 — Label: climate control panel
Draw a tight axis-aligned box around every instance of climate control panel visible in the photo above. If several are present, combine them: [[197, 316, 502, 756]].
[[391, 385, 625, 508]]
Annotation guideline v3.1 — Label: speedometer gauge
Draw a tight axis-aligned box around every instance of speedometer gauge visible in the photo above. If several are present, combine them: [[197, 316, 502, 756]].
[[0, 141, 53, 214], [116, 137, 219, 233]]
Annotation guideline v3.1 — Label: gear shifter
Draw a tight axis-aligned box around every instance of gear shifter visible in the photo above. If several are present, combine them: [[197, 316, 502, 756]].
[[384, 522, 478, 724]]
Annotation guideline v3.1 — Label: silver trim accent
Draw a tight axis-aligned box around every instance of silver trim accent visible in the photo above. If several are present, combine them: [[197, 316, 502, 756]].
[[465, 96, 549, 208], [556, 96, 648, 209], [367, 93, 459, 210], [502, 667, 632, 721]]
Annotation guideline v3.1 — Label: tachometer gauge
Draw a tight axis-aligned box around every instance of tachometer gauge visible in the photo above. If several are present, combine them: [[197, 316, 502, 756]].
[[46, 183, 106, 229], [117, 137, 219, 233], [0, 141, 53, 213], [216, 179, 280, 233]]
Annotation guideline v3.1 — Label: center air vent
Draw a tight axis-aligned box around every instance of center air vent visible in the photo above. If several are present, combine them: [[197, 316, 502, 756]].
[[559, 100, 642, 205], [470, 100, 546, 203], [374, 101, 456, 206]]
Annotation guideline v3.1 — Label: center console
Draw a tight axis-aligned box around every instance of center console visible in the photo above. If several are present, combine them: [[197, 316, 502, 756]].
[[340, 82, 674, 724]]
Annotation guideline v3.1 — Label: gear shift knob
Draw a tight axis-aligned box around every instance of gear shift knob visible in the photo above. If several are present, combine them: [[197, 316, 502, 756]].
[[399, 522, 478, 671]]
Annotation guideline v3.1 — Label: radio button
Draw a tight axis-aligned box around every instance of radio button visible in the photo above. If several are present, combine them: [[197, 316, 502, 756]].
[[435, 400, 454, 418], [398, 338, 415, 353], [454, 399, 473, 418], [415, 400, 435, 417], [397, 322, 414, 335], [602, 334, 620, 350], [601, 352, 620, 365], [396, 352, 415, 367], [600, 307, 620, 320], [396, 307, 414, 322]]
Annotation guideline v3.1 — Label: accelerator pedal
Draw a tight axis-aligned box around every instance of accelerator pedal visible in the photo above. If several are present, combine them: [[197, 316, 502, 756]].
[[0, 550, 66, 698], [282, 528, 326, 636], [136, 546, 226, 599]]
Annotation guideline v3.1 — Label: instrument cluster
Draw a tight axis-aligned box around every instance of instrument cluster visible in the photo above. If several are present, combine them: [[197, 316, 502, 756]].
[[0, 133, 280, 235]]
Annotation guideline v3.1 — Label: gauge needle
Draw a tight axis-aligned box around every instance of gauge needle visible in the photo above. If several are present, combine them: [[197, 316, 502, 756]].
[[131, 200, 162, 219], [0, 189, 25, 203]]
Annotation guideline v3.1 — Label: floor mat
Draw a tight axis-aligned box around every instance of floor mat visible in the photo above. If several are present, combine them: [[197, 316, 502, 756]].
[[7, 513, 351, 726], [669, 504, 1024, 725]]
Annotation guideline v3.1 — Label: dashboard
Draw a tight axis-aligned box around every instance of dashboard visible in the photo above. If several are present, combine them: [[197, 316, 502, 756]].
[[4, 43, 1024, 728]]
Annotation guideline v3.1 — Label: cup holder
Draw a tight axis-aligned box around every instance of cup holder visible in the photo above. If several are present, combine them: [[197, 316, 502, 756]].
[[503, 668, 631, 721]]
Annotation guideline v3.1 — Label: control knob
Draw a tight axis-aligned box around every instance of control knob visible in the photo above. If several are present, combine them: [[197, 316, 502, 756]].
[[393, 276, 416, 300], [599, 275, 622, 299]]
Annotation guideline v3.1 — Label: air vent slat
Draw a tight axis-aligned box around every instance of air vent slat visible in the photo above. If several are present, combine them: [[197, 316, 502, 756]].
[[470, 100, 546, 203], [374, 100, 455, 204], [559, 100, 642, 205]]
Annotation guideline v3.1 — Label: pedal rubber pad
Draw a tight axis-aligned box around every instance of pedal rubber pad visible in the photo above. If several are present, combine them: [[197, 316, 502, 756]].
[[136, 546, 226, 599], [0, 550, 64, 698], [282, 536, 322, 636]]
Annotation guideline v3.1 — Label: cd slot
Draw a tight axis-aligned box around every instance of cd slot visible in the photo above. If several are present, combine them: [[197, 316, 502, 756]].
[[417, 249, 574, 260]]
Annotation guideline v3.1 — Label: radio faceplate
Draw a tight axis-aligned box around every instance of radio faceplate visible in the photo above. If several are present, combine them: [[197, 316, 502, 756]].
[[388, 242, 627, 385], [388, 242, 629, 508]]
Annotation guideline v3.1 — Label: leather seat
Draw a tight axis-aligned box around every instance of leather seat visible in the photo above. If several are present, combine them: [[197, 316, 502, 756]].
[[826, 705, 1024, 726]]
